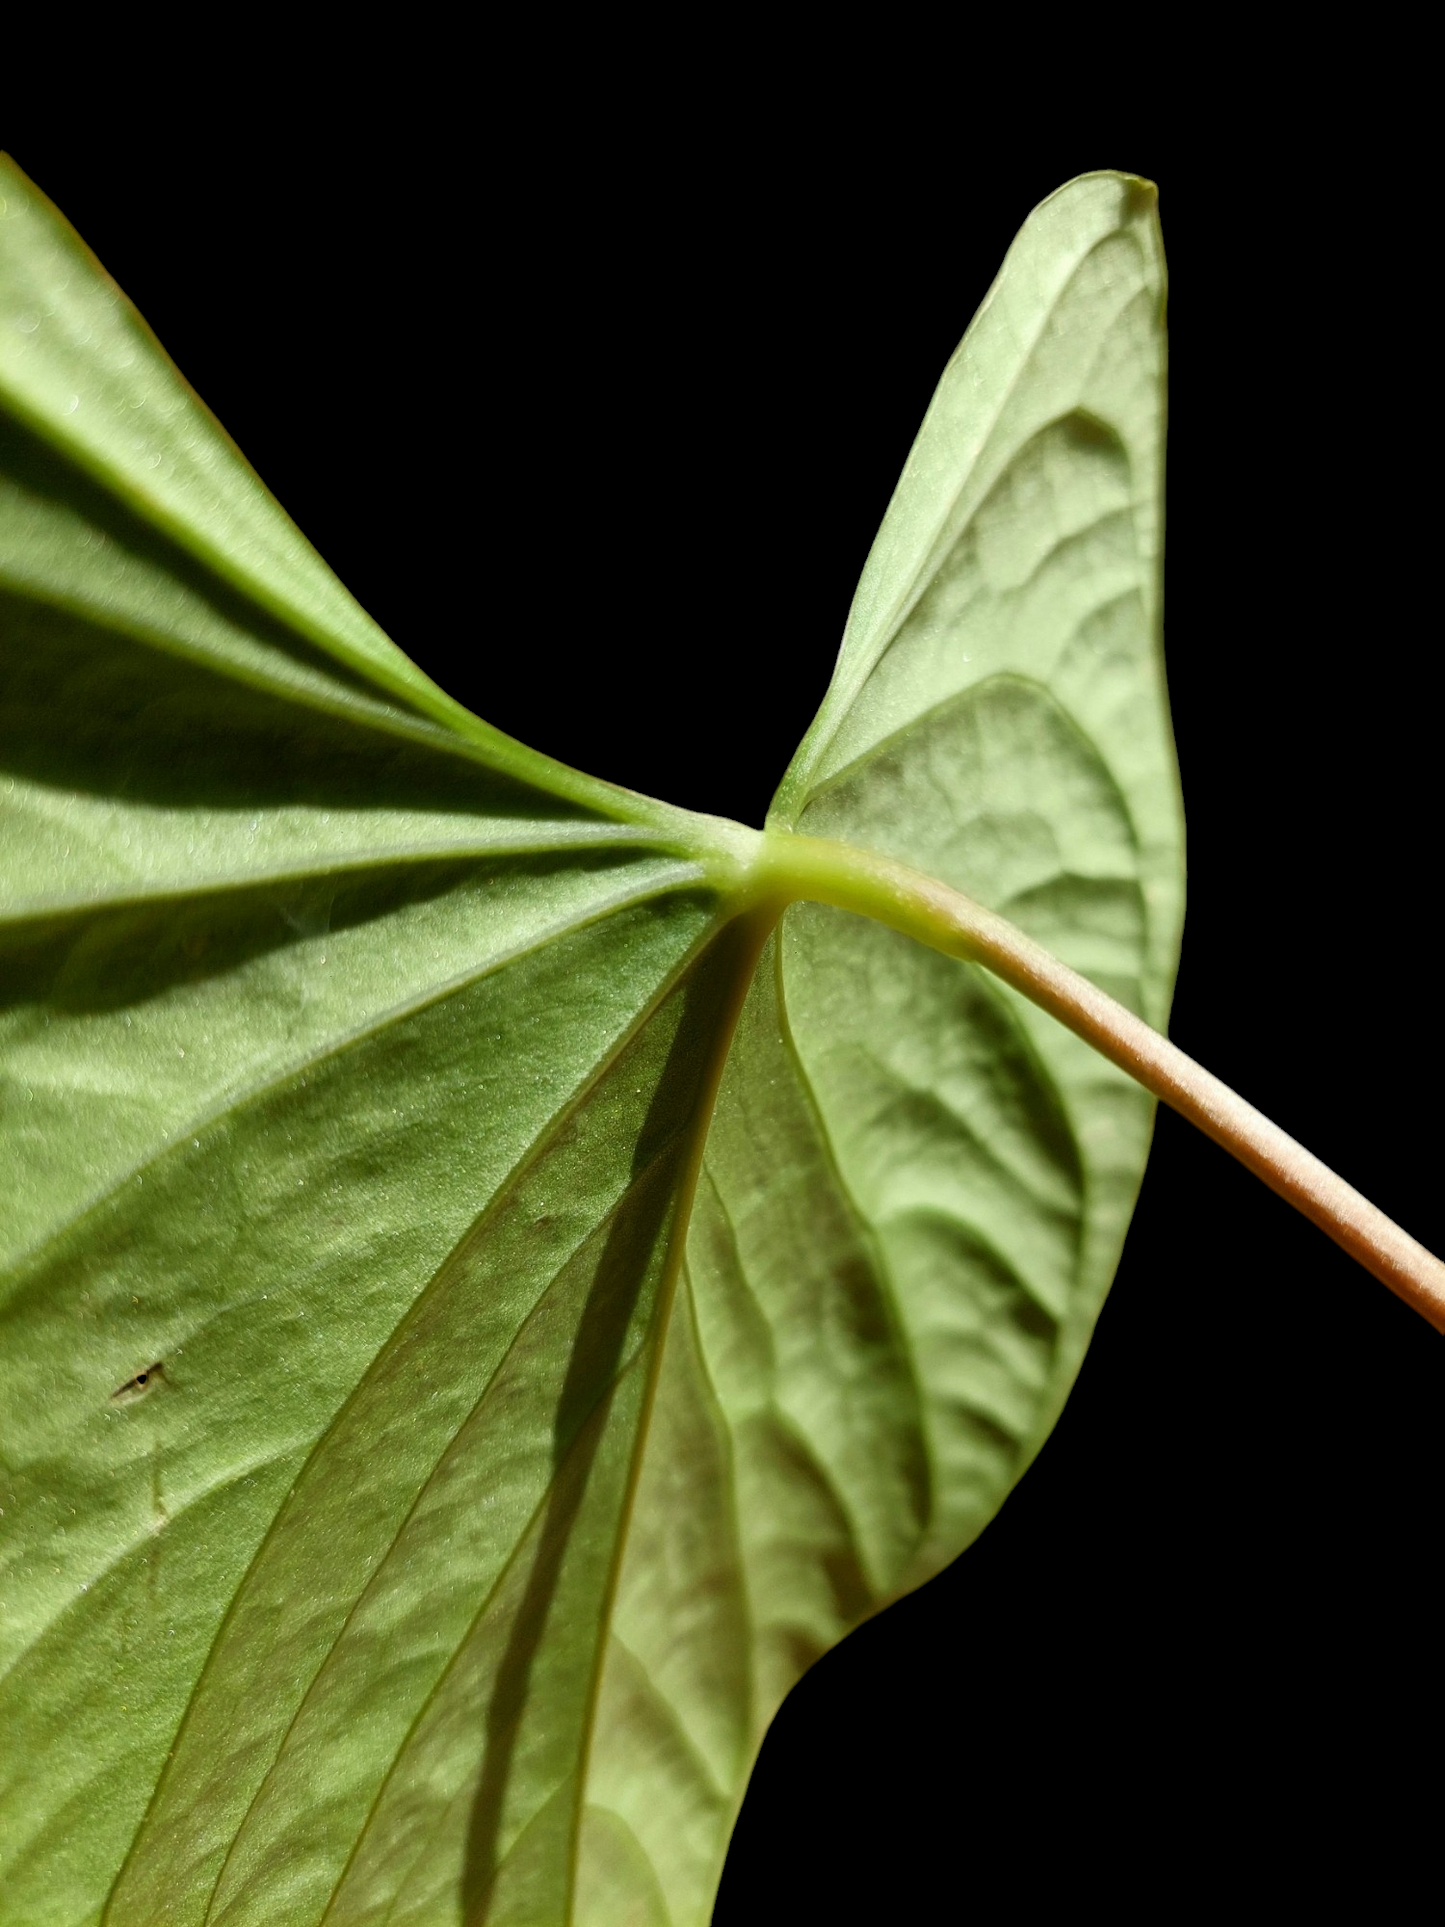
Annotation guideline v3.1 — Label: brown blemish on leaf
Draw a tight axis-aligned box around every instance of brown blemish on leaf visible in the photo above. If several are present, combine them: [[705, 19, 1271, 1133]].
[[111, 1362, 165, 1405]]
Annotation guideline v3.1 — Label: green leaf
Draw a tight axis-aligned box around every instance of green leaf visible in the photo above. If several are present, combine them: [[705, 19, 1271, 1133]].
[[0, 160, 1180, 1925]]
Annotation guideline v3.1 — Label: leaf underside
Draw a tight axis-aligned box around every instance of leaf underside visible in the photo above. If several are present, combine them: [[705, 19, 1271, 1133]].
[[0, 162, 1181, 1925]]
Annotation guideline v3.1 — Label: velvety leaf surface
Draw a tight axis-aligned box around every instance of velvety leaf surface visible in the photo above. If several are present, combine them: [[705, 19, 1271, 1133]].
[[0, 162, 1181, 1926]]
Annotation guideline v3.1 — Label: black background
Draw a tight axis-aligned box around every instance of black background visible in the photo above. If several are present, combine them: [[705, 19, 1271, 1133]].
[[5, 77, 1438, 1920]]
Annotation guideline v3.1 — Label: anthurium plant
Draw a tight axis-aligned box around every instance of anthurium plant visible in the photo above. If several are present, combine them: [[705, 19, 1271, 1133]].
[[1, 158, 1438, 1926]]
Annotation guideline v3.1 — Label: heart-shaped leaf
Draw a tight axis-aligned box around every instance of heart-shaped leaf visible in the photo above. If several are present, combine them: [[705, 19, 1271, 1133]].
[[0, 162, 1178, 1924]]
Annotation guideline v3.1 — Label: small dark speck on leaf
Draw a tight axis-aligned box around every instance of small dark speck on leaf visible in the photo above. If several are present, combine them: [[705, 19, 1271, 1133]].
[[112, 1362, 166, 1405]]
